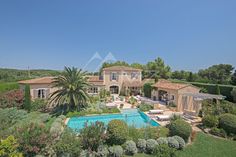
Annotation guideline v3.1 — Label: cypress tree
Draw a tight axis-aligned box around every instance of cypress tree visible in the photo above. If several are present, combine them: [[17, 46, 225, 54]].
[[24, 84, 31, 112], [216, 84, 221, 95]]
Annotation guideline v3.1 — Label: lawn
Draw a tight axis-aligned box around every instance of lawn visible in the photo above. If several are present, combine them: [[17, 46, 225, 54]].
[[0, 82, 19, 93], [176, 133, 236, 157]]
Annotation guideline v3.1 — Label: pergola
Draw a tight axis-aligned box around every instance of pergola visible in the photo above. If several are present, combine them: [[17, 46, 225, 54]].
[[178, 92, 225, 116]]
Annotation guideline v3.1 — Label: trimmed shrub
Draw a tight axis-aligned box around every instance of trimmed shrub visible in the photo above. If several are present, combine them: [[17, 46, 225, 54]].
[[124, 140, 138, 155], [209, 127, 227, 138], [172, 136, 185, 150], [219, 114, 236, 135], [169, 119, 192, 142], [202, 115, 218, 128], [108, 145, 123, 157], [167, 137, 179, 149], [136, 139, 146, 153], [107, 120, 128, 145], [156, 137, 168, 145], [146, 139, 158, 154], [154, 144, 176, 157], [96, 145, 109, 157], [138, 103, 153, 112]]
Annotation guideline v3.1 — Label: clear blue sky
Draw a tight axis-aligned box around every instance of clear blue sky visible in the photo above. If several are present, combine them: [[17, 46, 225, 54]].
[[0, 0, 235, 72]]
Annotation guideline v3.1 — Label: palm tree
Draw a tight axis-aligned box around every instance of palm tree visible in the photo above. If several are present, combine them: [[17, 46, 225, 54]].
[[49, 67, 90, 111]]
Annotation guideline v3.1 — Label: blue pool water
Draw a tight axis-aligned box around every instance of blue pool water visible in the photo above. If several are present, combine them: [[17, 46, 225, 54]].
[[67, 109, 160, 131]]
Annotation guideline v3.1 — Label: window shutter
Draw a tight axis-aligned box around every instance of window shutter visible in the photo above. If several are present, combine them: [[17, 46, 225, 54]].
[[45, 89, 50, 98], [33, 89, 38, 99]]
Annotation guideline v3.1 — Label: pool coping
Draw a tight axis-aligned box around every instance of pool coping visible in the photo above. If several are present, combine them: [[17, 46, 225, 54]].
[[65, 109, 162, 127], [64, 112, 122, 125], [141, 112, 163, 126]]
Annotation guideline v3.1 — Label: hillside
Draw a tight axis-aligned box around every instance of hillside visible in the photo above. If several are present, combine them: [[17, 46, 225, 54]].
[[0, 68, 60, 82]]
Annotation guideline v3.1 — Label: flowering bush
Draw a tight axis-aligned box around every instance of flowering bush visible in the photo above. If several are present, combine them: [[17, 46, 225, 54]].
[[80, 121, 107, 151], [0, 90, 23, 108], [15, 122, 53, 156], [54, 128, 81, 157], [124, 140, 138, 155]]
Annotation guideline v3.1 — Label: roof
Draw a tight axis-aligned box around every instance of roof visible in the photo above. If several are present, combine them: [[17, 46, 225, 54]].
[[103, 66, 142, 72], [180, 92, 225, 100], [152, 79, 191, 90], [87, 76, 104, 86], [18, 77, 55, 84]]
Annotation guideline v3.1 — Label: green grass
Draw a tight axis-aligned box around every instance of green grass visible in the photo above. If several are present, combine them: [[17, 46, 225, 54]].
[[0, 82, 19, 93], [176, 133, 236, 157], [125, 153, 153, 157]]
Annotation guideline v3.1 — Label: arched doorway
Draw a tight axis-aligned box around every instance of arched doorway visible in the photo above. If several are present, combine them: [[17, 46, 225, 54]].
[[110, 86, 119, 94]]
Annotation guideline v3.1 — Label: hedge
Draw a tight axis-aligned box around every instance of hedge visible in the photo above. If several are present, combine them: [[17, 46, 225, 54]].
[[169, 119, 192, 142], [219, 114, 236, 135], [191, 82, 235, 102]]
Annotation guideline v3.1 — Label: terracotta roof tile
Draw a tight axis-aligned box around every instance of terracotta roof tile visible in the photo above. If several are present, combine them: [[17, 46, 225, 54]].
[[152, 79, 190, 90], [18, 77, 55, 84], [103, 66, 142, 71], [87, 76, 104, 86]]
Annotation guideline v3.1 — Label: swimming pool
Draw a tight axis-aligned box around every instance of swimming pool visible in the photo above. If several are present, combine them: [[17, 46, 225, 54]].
[[67, 109, 160, 131]]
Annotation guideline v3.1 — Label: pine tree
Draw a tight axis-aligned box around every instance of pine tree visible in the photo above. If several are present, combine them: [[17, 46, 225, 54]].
[[24, 84, 31, 112]]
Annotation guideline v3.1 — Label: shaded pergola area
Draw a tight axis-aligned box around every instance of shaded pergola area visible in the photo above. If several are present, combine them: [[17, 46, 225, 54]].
[[179, 92, 225, 116]]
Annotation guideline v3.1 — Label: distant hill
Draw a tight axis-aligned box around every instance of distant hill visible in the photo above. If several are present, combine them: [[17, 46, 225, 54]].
[[0, 68, 61, 82]]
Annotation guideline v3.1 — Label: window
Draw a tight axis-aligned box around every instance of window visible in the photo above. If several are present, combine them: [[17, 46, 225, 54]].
[[38, 89, 45, 99], [131, 72, 138, 79], [111, 72, 118, 81], [88, 87, 98, 94]]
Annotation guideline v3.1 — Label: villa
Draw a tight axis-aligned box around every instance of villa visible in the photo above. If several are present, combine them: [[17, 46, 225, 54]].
[[18, 66, 143, 99], [18, 66, 224, 116]]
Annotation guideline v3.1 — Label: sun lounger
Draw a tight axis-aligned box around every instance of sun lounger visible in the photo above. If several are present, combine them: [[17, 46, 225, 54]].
[[149, 109, 164, 114], [106, 103, 117, 108], [156, 115, 170, 121]]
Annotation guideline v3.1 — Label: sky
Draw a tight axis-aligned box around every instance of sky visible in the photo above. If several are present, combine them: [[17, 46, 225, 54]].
[[0, 0, 235, 72]]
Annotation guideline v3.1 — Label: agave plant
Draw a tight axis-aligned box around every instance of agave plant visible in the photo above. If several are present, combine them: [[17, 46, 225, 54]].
[[49, 67, 90, 111]]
